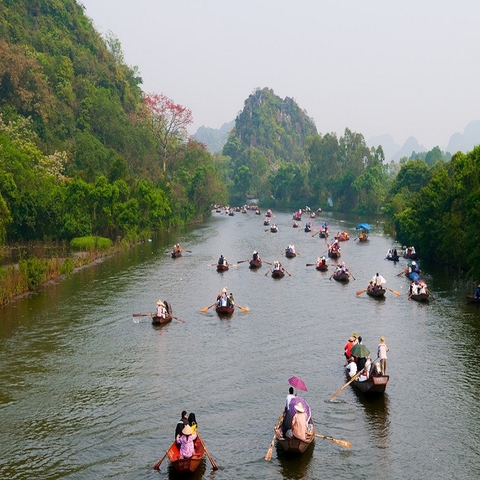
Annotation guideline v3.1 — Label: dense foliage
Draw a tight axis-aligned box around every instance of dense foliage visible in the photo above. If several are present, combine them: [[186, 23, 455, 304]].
[[384, 147, 480, 275], [222, 88, 390, 213], [0, 0, 227, 245]]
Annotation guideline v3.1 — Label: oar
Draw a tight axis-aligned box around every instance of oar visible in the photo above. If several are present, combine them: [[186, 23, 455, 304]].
[[197, 433, 218, 471], [263, 260, 272, 265], [153, 448, 169, 470], [171, 315, 186, 323], [184, 250, 192, 253], [265, 432, 276, 461], [283, 268, 292, 277], [200, 303, 216, 313], [235, 304, 250, 312], [314, 433, 351, 449], [206, 264, 217, 267], [133, 313, 153, 317], [397, 271, 406, 276], [264, 268, 272, 276], [306, 263, 316, 266], [329, 272, 334, 280], [356, 289, 367, 296], [329, 368, 365, 401], [236, 259, 249, 264], [386, 287, 401, 297], [311, 231, 319, 237], [349, 271, 356, 280]]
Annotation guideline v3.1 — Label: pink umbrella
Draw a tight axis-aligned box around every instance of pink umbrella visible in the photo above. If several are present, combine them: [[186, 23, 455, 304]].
[[288, 376, 307, 392]]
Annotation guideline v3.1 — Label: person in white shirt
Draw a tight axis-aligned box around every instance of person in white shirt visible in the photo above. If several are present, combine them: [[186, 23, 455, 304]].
[[345, 357, 358, 377]]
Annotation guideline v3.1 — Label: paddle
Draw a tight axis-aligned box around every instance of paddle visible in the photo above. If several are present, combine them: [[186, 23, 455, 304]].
[[263, 260, 272, 265], [329, 367, 365, 401], [153, 448, 169, 470], [235, 304, 250, 312], [311, 231, 319, 237], [397, 271, 406, 276], [283, 268, 292, 277], [171, 315, 186, 323], [197, 433, 218, 471], [314, 433, 351, 449], [265, 432, 276, 461], [184, 250, 192, 253], [264, 268, 272, 276], [349, 271, 356, 280], [236, 259, 249, 264], [133, 313, 153, 317], [306, 263, 316, 266], [386, 287, 401, 297], [329, 272, 334, 280], [200, 303, 216, 313], [356, 289, 367, 296]]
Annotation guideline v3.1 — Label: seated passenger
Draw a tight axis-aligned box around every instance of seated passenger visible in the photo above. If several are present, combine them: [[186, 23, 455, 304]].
[[176, 425, 197, 459], [345, 357, 358, 377]]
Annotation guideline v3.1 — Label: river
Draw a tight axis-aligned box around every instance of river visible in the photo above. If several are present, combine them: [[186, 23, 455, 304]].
[[1, 210, 479, 479]]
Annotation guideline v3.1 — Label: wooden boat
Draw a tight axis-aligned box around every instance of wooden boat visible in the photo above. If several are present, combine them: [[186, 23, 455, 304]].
[[263, 219, 270, 226], [304, 222, 312, 233], [409, 292, 429, 302], [337, 231, 350, 241], [285, 249, 296, 258], [270, 225, 278, 233], [316, 261, 328, 271], [357, 233, 369, 242], [328, 249, 341, 259], [346, 369, 389, 396], [266, 209, 273, 217], [293, 212, 302, 221], [215, 304, 234, 315], [466, 294, 480, 303], [293, 221, 299, 228], [403, 248, 418, 260], [366, 287, 386, 298], [404, 265, 421, 282], [273, 411, 315, 455], [271, 269, 285, 279], [167, 439, 205, 473], [249, 258, 262, 269], [255, 209, 261, 215], [333, 271, 350, 282], [152, 313, 173, 326], [386, 252, 399, 261], [216, 263, 229, 272], [319, 229, 328, 238], [171, 250, 182, 258]]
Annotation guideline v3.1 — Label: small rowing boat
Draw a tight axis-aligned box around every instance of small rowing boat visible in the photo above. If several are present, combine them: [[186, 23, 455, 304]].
[[271, 268, 285, 279], [167, 439, 205, 473], [366, 287, 386, 298], [346, 368, 389, 396], [466, 294, 480, 303], [216, 263, 229, 272], [215, 304, 234, 315], [249, 258, 262, 269], [333, 270, 350, 282], [273, 400, 315, 455], [152, 313, 173, 326]]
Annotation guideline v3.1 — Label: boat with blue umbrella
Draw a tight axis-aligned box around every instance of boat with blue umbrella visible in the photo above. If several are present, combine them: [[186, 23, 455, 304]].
[[355, 223, 370, 242]]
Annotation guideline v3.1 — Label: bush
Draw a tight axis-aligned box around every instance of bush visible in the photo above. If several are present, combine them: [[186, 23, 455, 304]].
[[70, 236, 113, 250], [19, 258, 47, 290], [60, 258, 75, 274]]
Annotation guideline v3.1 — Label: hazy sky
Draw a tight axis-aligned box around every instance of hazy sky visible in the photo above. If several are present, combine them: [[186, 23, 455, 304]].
[[79, 0, 480, 149]]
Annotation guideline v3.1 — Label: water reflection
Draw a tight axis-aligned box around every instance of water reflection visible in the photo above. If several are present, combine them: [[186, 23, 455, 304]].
[[276, 442, 314, 480], [360, 394, 390, 446]]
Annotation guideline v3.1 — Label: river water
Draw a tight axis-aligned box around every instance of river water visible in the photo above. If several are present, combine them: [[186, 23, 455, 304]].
[[1, 210, 479, 480]]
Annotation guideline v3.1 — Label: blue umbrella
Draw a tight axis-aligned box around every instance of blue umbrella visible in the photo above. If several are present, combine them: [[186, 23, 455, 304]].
[[355, 223, 371, 231]]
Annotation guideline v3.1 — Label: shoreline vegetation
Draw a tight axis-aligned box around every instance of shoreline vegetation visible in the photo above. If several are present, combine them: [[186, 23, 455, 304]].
[[0, 235, 131, 306]]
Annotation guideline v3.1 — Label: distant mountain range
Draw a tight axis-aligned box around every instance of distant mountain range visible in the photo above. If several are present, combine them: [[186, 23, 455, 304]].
[[195, 116, 480, 161]]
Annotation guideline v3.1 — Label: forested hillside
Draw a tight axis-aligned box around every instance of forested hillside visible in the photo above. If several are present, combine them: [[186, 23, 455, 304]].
[[222, 88, 390, 213], [0, 0, 227, 245]]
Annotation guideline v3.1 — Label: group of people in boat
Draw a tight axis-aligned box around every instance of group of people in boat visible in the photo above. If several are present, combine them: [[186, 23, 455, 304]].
[[385, 248, 399, 260], [216, 286, 235, 308], [281, 387, 313, 441], [155, 299, 171, 318], [273, 260, 284, 272], [218, 254, 228, 266], [328, 239, 341, 256], [285, 244, 296, 256], [344, 333, 389, 379], [175, 411, 198, 459], [334, 261, 349, 276], [367, 273, 386, 292], [409, 280, 428, 296], [316, 256, 328, 268], [403, 245, 417, 258], [252, 250, 261, 262]]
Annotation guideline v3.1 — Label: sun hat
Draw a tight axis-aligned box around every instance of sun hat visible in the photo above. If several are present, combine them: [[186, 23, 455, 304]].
[[294, 403, 305, 413], [380, 336, 385, 343], [182, 425, 193, 435], [222, 287, 227, 293], [348, 337, 355, 342], [353, 332, 358, 338], [157, 300, 164, 306]]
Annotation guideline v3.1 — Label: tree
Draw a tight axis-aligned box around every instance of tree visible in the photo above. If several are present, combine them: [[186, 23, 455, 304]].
[[144, 93, 193, 172]]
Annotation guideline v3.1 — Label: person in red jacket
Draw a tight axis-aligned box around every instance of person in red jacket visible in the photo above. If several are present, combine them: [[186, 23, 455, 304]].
[[344, 336, 355, 359]]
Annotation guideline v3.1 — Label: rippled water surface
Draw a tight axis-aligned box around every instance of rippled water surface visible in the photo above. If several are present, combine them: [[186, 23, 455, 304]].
[[1, 211, 479, 479]]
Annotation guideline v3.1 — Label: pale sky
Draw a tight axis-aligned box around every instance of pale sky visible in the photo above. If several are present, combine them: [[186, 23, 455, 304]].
[[79, 0, 480, 150]]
